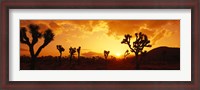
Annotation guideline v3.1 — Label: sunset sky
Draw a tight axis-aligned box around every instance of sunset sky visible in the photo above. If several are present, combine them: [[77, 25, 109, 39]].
[[20, 20, 180, 58]]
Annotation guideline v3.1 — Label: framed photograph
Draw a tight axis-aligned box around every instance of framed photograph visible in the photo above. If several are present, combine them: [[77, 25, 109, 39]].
[[1, 0, 199, 89]]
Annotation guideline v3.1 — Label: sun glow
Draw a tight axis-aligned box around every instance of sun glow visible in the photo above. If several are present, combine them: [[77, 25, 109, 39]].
[[115, 53, 121, 57]]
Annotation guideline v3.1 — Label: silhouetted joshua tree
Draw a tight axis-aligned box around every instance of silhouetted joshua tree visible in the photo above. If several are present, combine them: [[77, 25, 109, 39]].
[[104, 50, 110, 60], [69, 47, 76, 63], [121, 32, 151, 69], [20, 24, 55, 70], [124, 50, 130, 60], [56, 45, 65, 59], [77, 46, 81, 60]]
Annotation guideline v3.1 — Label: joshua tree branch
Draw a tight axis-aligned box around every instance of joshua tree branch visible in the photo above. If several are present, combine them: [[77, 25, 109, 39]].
[[31, 38, 38, 46], [34, 44, 45, 57], [20, 38, 30, 45], [20, 28, 30, 45], [127, 42, 135, 53]]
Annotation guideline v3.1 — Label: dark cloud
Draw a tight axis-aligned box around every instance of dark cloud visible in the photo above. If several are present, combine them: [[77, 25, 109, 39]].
[[106, 20, 180, 45], [49, 22, 59, 29], [146, 20, 170, 29], [67, 20, 101, 32], [106, 20, 174, 36], [20, 20, 179, 46], [106, 20, 142, 36], [151, 29, 166, 45], [139, 28, 154, 38]]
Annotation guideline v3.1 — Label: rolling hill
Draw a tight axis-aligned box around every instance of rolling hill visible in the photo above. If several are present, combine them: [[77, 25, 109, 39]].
[[136, 46, 180, 70]]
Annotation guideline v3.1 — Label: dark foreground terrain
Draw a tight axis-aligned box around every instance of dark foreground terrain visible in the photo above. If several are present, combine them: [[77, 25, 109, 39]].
[[20, 47, 180, 70]]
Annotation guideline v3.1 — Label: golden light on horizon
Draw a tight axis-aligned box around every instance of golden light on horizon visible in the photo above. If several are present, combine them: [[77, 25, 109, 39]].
[[20, 20, 180, 58], [115, 52, 121, 57]]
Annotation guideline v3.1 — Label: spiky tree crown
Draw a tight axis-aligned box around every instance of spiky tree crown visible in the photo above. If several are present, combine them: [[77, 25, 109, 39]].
[[104, 50, 110, 55], [57, 45, 65, 53], [69, 47, 76, 55], [121, 32, 151, 54]]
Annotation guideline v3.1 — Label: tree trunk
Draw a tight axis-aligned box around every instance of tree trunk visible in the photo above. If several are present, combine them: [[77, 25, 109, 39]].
[[59, 53, 62, 65], [135, 53, 140, 70], [29, 45, 36, 70], [77, 53, 79, 59], [70, 54, 72, 64], [30, 56, 36, 70], [77, 53, 80, 64], [59, 53, 62, 60]]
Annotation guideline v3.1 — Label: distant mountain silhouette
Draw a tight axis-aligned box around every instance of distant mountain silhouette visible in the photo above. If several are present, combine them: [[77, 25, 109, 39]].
[[131, 46, 180, 70]]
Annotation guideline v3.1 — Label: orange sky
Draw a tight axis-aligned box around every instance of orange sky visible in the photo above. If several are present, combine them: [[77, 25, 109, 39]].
[[20, 20, 180, 58]]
